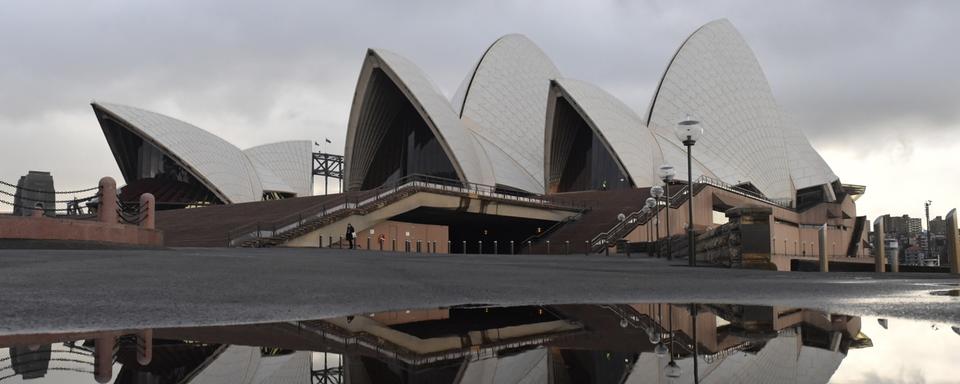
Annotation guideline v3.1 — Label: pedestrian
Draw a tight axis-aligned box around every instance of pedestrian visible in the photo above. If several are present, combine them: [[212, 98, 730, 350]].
[[346, 223, 356, 249]]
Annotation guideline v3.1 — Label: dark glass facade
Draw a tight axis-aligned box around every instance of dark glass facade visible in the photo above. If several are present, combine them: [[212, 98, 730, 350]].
[[358, 69, 459, 190], [552, 97, 630, 192]]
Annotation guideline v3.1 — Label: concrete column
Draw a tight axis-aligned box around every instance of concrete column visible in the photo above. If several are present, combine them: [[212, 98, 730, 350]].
[[946, 209, 959, 274], [818, 224, 828, 272], [874, 218, 885, 273], [98, 177, 117, 224], [139, 193, 155, 229]]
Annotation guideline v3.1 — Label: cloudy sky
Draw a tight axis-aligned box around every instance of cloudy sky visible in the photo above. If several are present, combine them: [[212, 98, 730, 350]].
[[1, 0, 957, 223]]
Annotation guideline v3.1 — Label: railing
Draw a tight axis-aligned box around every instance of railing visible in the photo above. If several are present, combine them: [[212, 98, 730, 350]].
[[228, 174, 592, 247], [694, 175, 792, 209], [588, 176, 795, 253]]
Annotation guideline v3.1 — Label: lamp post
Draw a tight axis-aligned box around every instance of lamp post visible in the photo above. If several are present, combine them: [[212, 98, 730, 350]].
[[658, 164, 676, 260], [676, 116, 703, 267], [646, 196, 659, 258], [641, 206, 652, 255]]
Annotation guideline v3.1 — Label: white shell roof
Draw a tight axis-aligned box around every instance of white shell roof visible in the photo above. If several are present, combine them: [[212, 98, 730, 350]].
[[626, 330, 845, 383], [94, 102, 264, 204], [244, 140, 313, 197], [646, 19, 827, 200], [454, 34, 561, 193], [549, 78, 664, 188], [94, 103, 313, 203], [344, 49, 496, 188]]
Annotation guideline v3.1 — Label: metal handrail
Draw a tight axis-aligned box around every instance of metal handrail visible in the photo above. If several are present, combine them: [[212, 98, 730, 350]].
[[228, 174, 592, 246]]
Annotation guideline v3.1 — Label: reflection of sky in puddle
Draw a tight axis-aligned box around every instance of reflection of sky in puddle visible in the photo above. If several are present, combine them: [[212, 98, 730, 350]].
[[833, 317, 960, 383], [0, 305, 957, 384]]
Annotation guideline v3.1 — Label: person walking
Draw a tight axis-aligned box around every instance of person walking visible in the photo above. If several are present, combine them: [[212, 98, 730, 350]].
[[346, 223, 356, 249]]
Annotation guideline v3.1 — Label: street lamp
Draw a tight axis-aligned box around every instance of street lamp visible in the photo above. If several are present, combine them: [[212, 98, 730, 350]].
[[675, 116, 703, 267], [646, 197, 658, 258], [658, 164, 676, 260], [641, 206, 651, 252], [650, 188, 663, 258]]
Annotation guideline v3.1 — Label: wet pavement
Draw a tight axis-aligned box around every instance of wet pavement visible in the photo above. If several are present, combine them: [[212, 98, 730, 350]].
[[0, 248, 957, 337]]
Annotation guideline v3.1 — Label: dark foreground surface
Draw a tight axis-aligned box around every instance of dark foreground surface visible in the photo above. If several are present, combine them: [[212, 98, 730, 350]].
[[0, 247, 957, 335]]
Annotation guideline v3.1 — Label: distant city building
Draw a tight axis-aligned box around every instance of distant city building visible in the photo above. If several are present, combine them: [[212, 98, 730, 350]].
[[929, 216, 946, 236]]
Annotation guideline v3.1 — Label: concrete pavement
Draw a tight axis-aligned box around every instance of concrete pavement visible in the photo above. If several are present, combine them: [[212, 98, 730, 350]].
[[0, 247, 956, 335]]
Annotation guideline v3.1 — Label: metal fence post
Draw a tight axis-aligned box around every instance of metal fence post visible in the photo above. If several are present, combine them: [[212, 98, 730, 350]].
[[462, 241, 467, 254], [478, 241, 482, 254], [448, 240, 451, 254], [565, 240, 570, 255], [546, 240, 551, 255], [494, 240, 498, 255], [585, 241, 589, 255], [510, 240, 515, 255]]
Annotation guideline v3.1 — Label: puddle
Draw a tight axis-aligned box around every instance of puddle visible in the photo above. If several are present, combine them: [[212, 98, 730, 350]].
[[931, 289, 960, 297], [0, 303, 957, 383]]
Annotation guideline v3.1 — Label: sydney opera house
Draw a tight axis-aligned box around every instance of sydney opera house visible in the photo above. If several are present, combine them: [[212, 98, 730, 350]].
[[92, 19, 868, 265]]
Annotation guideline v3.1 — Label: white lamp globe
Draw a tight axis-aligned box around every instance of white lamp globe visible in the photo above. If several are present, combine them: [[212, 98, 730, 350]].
[[658, 164, 676, 182], [650, 185, 664, 198], [665, 360, 682, 378], [675, 116, 703, 145], [645, 197, 657, 209]]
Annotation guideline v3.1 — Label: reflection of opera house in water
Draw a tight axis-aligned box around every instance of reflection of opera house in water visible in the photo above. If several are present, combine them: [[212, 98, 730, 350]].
[[0, 304, 870, 383]]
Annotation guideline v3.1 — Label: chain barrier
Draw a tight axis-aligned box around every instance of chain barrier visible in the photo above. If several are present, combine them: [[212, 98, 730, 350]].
[[0, 179, 100, 195], [116, 200, 146, 225], [0, 188, 100, 204]]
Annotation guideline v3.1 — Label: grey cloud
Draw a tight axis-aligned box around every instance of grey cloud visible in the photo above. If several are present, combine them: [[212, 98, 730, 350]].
[[0, 0, 957, 192]]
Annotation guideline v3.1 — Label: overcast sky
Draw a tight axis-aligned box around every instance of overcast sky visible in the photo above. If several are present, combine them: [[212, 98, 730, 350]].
[[1, 0, 957, 223]]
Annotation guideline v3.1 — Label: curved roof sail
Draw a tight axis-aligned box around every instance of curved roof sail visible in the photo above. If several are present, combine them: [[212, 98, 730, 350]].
[[344, 49, 495, 190], [454, 34, 562, 193], [646, 19, 806, 200], [93, 102, 264, 204]]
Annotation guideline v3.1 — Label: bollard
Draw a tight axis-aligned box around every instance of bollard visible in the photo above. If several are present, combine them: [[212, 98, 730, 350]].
[[625, 240, 630, 258], [494, 240, 498, 254], [94, 336, 115, 383], [319, 233, 323, 248], [339, 236, 343, 249], [97, 177, 118, 224], [448, 240, 452, 254], [139, 193, 155, 229], [366, 237, 371, 250], [462, 240, 467, 254], [946, 209, 959, 274], [329, 236, 333, 249], [874, 219, 885, 272], [393, 238, 397, 252], [546, 240, 551, 254], [478, 241, 482, 254], [565, 240, 570, 255], [585, 240, 589, 256], [528, 241, 532, 253], [510, 240, 515, 255], [137, 329, 153, 366], [818, 224, 829, 272], [433, 241, 437, 253]]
